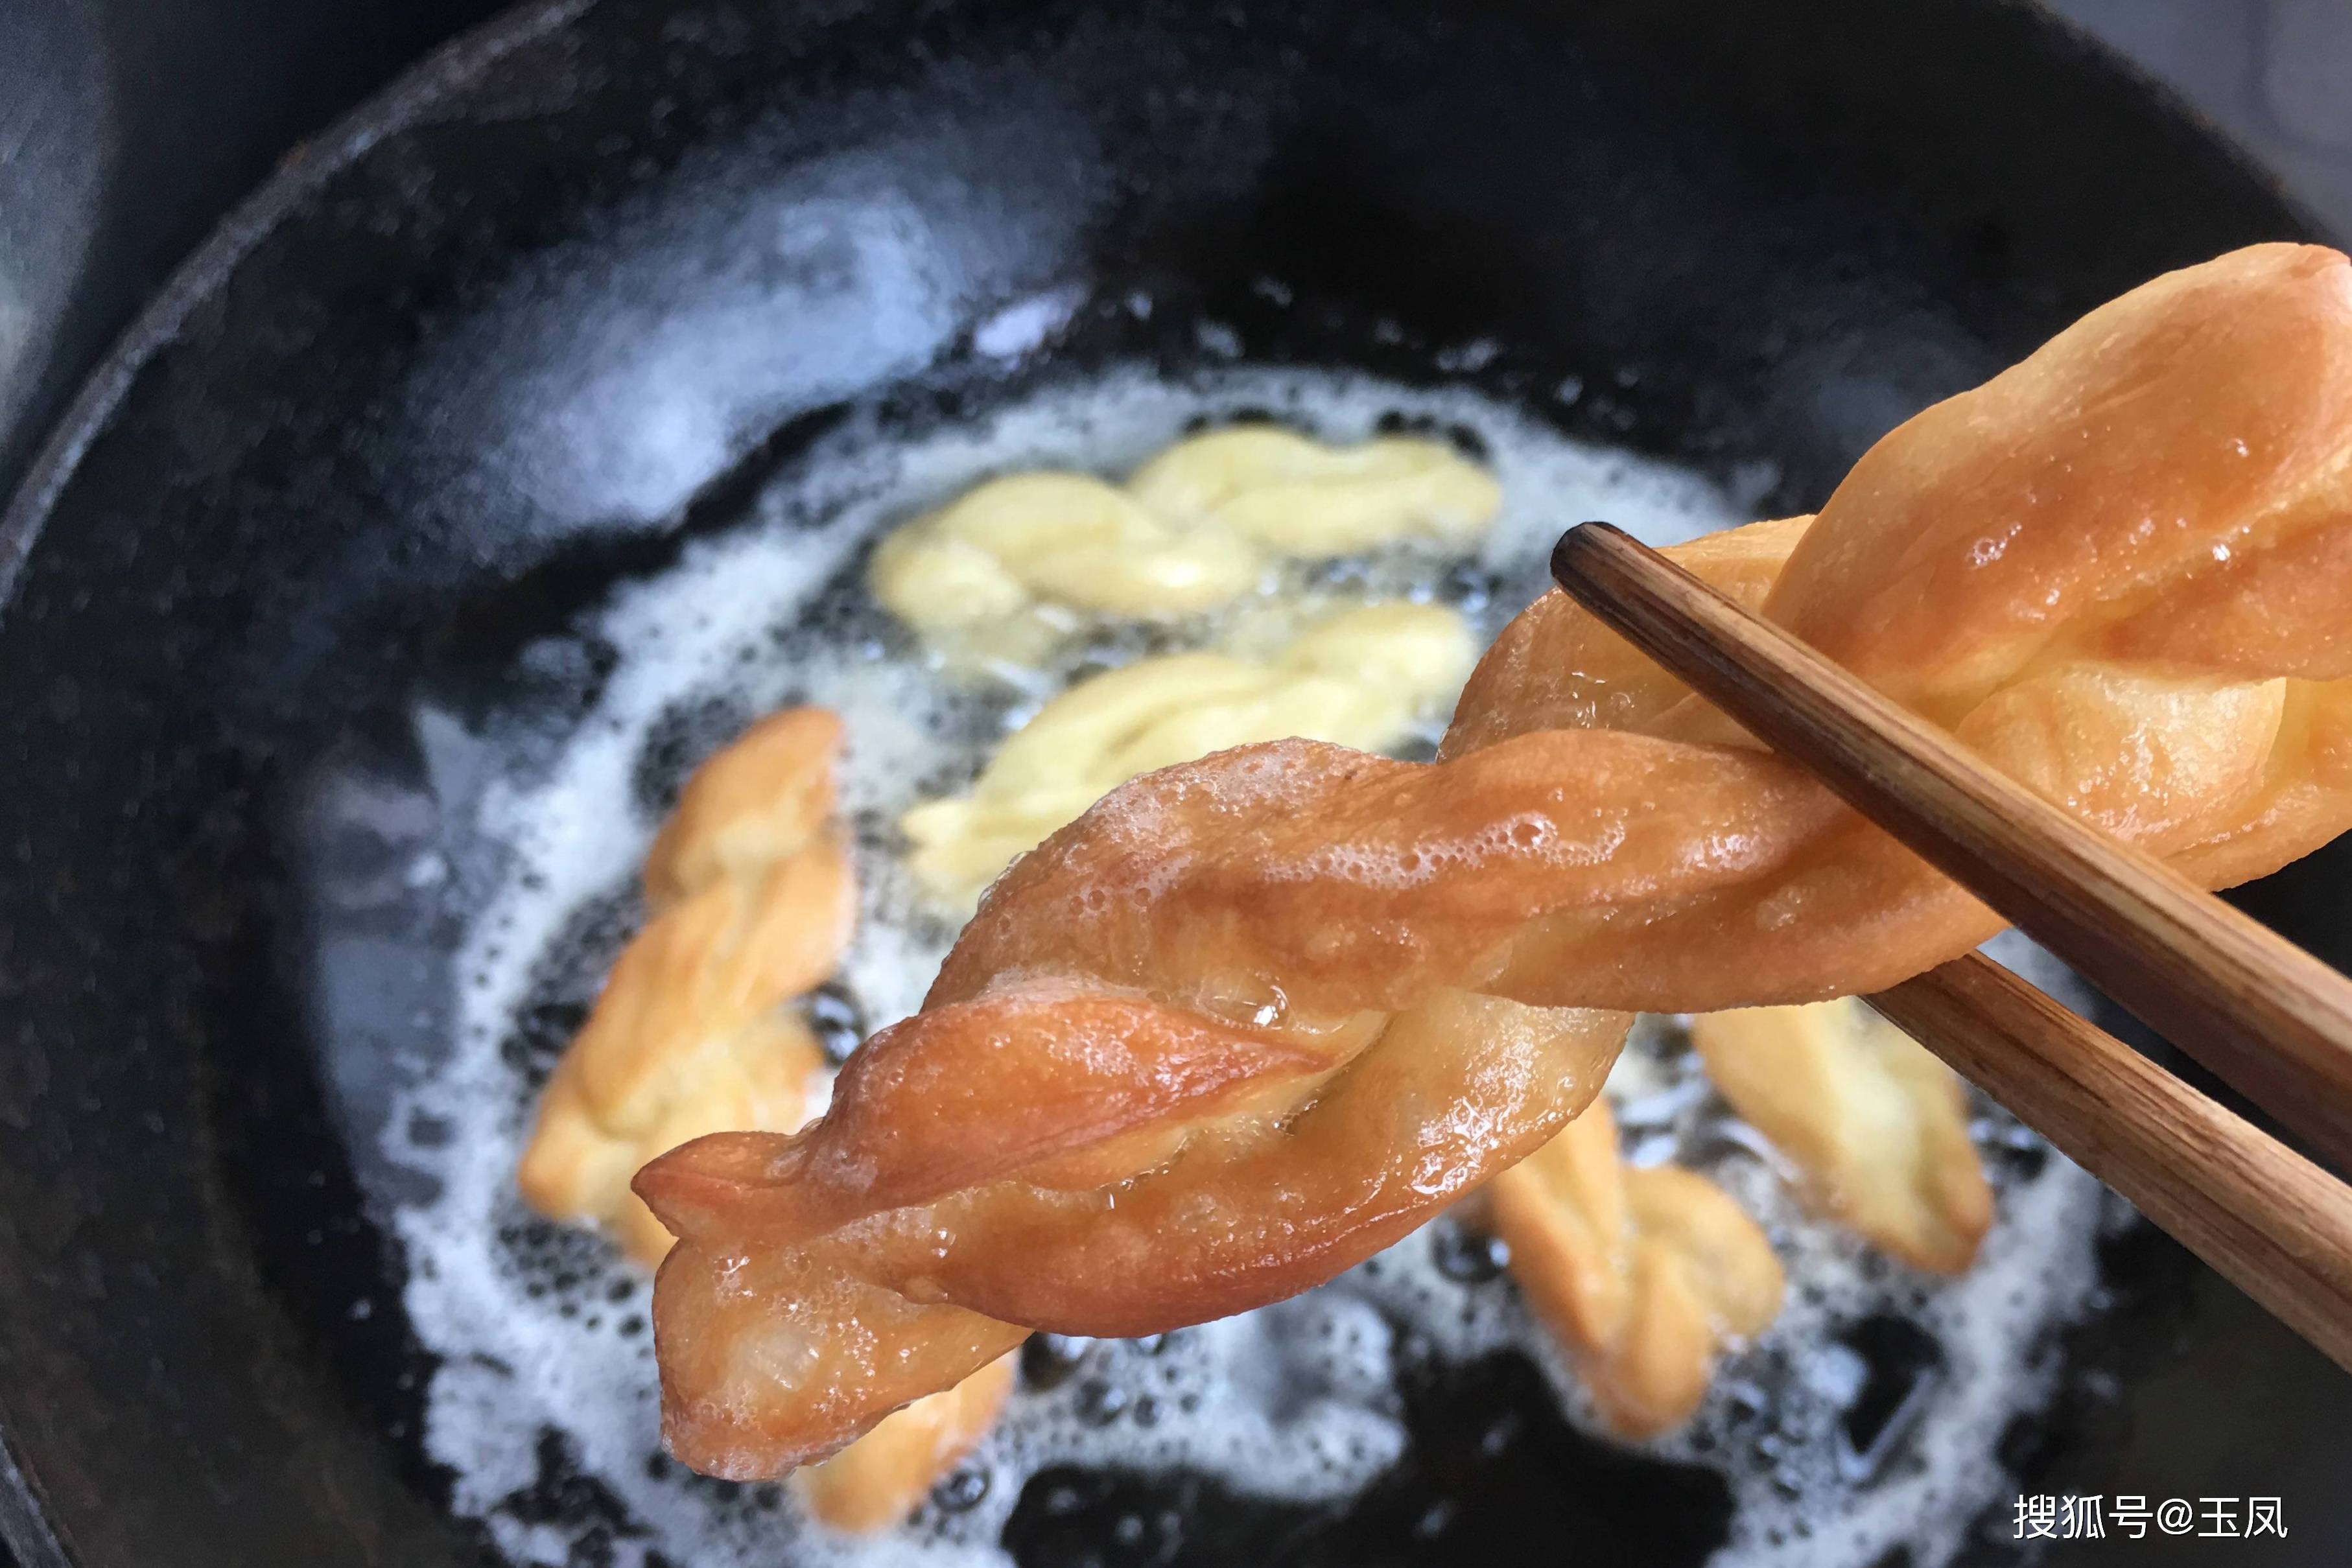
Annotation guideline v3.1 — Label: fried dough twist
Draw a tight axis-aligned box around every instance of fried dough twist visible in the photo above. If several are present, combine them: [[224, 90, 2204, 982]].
[[640, 244, 2352, 1479], [519, 707, 851, 1264], [900, 602, 1475, 903], [1692, 1000, 1992, 1274], [517, 707, 1017, 1530], [1487, 1097, 1784, 1436]]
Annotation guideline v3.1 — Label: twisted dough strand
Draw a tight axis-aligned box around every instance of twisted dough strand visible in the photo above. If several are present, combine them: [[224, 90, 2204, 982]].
[[1486, 1097, 1784, 1438], [1691, 1000, 1992, 1274], [641, 243, 2352, 1479], [518, 708, 1015, 1528], [519, 707, 849, 1264]]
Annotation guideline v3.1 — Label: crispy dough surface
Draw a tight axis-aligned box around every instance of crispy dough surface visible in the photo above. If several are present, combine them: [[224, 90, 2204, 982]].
[[640, 244, 2352, 1477]]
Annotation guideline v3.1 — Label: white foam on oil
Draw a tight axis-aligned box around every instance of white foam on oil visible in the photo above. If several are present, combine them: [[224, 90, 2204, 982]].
[[383, 365, 2104, 1568]]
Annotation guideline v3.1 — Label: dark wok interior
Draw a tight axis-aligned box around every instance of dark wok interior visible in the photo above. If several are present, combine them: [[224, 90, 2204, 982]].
[[3, 0, 2349, 1563]]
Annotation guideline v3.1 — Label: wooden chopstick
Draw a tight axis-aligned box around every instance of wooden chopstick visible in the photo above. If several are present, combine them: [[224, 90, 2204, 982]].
[[1548, 520, 2352, 1371], [1876, 954, 2352, 1371], [1551, 521, 2352, 1171]]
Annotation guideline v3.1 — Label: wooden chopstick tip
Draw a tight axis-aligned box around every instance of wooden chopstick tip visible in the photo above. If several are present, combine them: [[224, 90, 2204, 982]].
[[1548, 521, 1632, 596]]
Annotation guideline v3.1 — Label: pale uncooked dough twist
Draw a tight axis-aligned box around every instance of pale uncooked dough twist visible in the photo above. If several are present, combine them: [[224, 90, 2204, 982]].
[[640, 244, 2352, 1479], [900, 602, 1474, 902]]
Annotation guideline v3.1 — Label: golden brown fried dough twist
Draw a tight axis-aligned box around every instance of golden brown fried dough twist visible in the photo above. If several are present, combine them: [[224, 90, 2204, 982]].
[[1691, 1001, 1992, 1274], [517, 706, 1017, 1530], [1487, 1099, 1783, 1437], [640, 244, 2352, 1479], [794, 1353, 1017, 1532], [519, 707, 851, 1265]]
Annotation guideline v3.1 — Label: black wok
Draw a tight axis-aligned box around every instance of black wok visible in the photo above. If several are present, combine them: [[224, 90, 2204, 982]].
[[2, 0, 2347, 1563]]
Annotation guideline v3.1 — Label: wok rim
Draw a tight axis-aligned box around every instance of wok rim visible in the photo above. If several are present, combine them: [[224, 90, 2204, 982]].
[[5, 0, 2336, 603], [0, 0, 591, 611]]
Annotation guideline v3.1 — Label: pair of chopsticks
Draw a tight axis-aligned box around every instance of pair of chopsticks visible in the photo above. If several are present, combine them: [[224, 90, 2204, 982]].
[[1551, 522, 2352, 1374]]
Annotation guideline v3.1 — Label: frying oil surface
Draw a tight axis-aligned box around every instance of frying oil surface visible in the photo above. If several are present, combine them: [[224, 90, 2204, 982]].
[[386, 367, 2107, 1567]]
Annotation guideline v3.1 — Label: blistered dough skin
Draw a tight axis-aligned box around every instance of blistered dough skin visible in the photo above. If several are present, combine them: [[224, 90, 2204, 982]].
[[1486, 1098, 1783, 1438], [641, 244, 2352, 1477], [1690, 1000, 1992, 1274], [900, 603, 1476, 902]]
